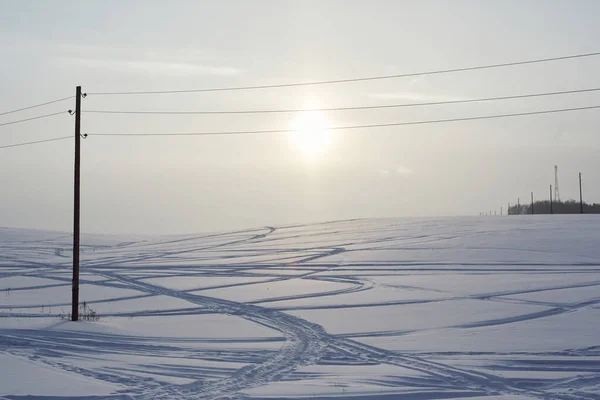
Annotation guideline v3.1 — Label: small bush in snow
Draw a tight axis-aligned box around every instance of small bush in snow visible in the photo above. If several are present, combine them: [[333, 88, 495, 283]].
[[59, 301, 99, 322]]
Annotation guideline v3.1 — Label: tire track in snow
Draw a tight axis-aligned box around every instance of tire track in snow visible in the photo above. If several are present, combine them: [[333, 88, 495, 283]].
[[61, 226, 278, 271], [95, 267, 589, 400], [85, 226, 339, 399], [327, 338, 590, 400], [4, 223, 594, 399], [94, 270, 330, 400], [83, 227, 588, 400]]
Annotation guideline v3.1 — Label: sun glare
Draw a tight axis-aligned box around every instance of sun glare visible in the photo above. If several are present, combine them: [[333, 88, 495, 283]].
[[290, 111, 332, 156]]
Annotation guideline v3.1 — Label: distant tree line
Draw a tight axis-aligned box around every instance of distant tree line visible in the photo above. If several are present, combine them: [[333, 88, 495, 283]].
[[508, 200, 600, 215]]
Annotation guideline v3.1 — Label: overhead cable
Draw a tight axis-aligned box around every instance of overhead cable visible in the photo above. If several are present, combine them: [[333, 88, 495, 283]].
[[0, 136, 72, 149], [87, 51, 600, 95], [87, 104, 600, 137], [0, 97, 73, 117], [84, 87, 600, 115]]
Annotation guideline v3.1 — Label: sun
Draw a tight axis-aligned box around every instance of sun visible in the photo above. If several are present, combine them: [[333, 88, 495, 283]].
[[289, 111, 332, 156]]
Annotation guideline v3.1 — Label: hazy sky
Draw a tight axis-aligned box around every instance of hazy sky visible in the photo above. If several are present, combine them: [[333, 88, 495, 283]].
[[1, 0, 600, 234]]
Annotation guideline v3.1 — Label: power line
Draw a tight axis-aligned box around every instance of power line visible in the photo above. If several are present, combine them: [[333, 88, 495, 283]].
[[88, 104, 600, 137], [0, 111, 70, 128], [86, 51, 600, 96], [84, 86, 600, 115], [0, 136, 71, 150], [0, 96, 73, 117]]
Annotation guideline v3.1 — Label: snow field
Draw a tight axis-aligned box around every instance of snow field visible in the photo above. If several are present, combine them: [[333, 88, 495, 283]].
[[1, 216, 599, 399]]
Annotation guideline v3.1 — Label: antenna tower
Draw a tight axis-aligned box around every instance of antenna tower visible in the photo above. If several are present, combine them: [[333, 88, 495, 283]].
[[554, 165, 561, 202]]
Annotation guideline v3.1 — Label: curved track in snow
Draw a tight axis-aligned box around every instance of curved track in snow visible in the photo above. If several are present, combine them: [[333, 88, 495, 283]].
[[99, 269, 588, 400], [2, 219, 600, 399]]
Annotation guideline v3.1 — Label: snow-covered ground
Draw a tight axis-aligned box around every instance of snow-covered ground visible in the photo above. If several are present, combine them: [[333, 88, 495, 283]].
[[1, 216, 599, 399]]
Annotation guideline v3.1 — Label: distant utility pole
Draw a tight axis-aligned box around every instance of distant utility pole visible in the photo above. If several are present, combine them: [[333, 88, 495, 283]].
[[550, 185, 553, 214], [517, 198, 520, 214], [508, 203, 510, 215], [579, 172, 584, 214], [554, 165, 561, 202], [72, 86, 82, 321], [501, 206, 503, 216], [531, 192, 534, 214]]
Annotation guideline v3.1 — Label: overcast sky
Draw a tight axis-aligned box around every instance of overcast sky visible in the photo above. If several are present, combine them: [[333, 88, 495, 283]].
[[1, 0, 600, 234]]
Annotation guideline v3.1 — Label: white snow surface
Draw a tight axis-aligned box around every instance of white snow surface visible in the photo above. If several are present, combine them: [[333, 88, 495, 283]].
[[1, 216, 600, 399]]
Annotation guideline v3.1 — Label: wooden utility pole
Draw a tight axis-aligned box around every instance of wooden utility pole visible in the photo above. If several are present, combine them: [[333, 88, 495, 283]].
[[531, 192, 534, 214], [72, 86, 82, 321], [550, 185, 553, 214], [579, 172, 583, 214]]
